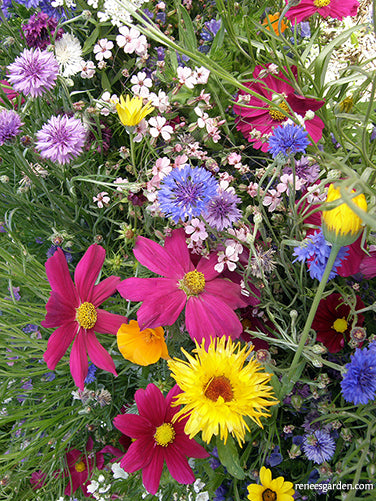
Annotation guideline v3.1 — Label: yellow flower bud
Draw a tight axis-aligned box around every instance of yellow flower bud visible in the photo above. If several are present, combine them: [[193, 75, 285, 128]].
[[322, 184, 367, 246], [116, 95, 154, 128]]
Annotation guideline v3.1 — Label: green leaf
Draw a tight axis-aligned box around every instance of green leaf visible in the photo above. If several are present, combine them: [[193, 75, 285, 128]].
[[175, 1, 197, 52], [82, 24, 100, 56], [216, 435, 245, 480]]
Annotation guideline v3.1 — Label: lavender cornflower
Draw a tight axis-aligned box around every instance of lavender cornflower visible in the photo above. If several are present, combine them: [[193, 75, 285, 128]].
[[7, 48, 59, 98], [204, 190, 242, 231], [158, 164, 218, 223], [36, 115, 86, 165], [293, 229, 349, 281], [22, 12, 64, 50], [0, 109, 22, 145], [268, 123, 309, 158], [341, 344, 376, 405], [84, 363, 97, 384], [302, 430, 336, 464]]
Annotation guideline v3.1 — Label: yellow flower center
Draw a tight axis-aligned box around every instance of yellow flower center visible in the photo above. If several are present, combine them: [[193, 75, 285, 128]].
[[332, 317, 348, 333], [262, 489, 277, 501], [204, 376, 234, 403], [313, 0, 330, 6], [154, 422, 175, 447], [268, 101, 289, 121], [179, 269, 205, 296], [74, 461, 86, 473], [143, 328, 158, 344], [76, 302, 97, 329]]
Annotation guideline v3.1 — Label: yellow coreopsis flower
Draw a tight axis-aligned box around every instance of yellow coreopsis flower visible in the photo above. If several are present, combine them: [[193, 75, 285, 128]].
[[322, 183, 367, 246], [247, 467, 295, 501], [117, 320, 169, 366], [168, 336, 278, 446], [116, 95, 154, 128]]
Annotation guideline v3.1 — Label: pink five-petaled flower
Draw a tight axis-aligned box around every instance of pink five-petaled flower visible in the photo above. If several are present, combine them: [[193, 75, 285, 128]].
[[41, 245, 128, 390], [113, 383, 209, 495], [117, 228, 248, 343], [233, 64, 325, 152], [285, 0, 358, 24]]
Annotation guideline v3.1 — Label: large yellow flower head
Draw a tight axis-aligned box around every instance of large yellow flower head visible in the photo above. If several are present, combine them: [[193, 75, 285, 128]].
[[322, 183, 367, 246], [116, 94, 154, 128], [168, 336, 278, 446], [247, 467, 295, 501]]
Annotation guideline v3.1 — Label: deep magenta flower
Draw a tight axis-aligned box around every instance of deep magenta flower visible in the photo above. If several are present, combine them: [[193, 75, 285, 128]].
[[41, 245, 128, 390], [285, 0, 359, 24], [117, 228, 248, 343], [113, 383, 209, 495], [233, 64, 325, 152]]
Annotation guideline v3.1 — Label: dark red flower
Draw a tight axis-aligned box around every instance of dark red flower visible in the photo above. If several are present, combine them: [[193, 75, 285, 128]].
[[312, 293, 364, 353]]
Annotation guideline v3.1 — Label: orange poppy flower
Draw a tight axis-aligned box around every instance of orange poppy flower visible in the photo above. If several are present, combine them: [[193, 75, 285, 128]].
[[262, 13, 288, 36], [117, 320, 169, 366]]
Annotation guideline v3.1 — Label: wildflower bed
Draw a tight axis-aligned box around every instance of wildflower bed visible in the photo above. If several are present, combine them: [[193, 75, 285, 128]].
[[0, 0, 376, 500]]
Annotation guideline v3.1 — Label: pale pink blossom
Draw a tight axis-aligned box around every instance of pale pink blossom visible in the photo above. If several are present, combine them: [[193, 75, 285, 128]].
[[263, 189, 282, 212], [152, 157, 172, 178], [131, 71, 152, 98], [93, 38, 114, 61], [80, 60, 96, 79], [214, 250, 238, 273], [228, 152, 242, 165], [148, 116, 173, 140], [177, 66, 197, 89], [306, 185, 326, 204], [133, 119, 148, 143], [173, 154, 188, 168], [116, 26, 147, 56], [276, 173, 305, 195], [93, 191, 110, 208], [247, 182, 259, 197], [205, 119, 221, 143], [194, 106, 209, 128], [185, 218, 208, 243], [193, 66, 210, 85], [149, 90, 169, 112]]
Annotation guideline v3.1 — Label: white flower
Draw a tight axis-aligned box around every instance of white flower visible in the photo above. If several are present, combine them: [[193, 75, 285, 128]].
[[262, 189, 282, 212], [193, 66, 210, 84], [93, 38, 114, 61], [111, 462, 129, 479], [93, 192, 110, 208], [116, 25, 147, 55], [88, 0, 98, 6], [152, 157, 171, 178], [149, 90, 169, 112], [52, 0, 76, 6], [177, 66, 197, 89], [131, 71, 153, 97], [97, 0, 146, 27], [80, 60, 96, 79], [196, 493, 210, 501], [194, 106, 209, 128], [87, 480, 99, 493], [194, 478, 206, 493], [148, 116, 173, 140], [54, 33, 84, 77]]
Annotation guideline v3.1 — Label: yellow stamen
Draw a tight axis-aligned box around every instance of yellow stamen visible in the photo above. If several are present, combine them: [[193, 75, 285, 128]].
[[76, 302, 97, 329], [74, 461, 86, 473], [268, 101, 290, 121], [154, 422, 175, 447], [179, 269, 205, 296], [314, 0, 330, 6], [332, 318, 348, 333]]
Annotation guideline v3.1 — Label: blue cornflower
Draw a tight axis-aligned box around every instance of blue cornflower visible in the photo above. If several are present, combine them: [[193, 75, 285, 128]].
[[268, 123, 310, 158], [0, 109, 22, 145], [293, 230, 349, 281], [201, 19, 222, 41], [265, 445, 283, 467], [302, 430, 336, 464], [158, 164, 218, 223], [204, 189, 242, 231], [84, 362, 97, 384], [341, 344, 376, 405]]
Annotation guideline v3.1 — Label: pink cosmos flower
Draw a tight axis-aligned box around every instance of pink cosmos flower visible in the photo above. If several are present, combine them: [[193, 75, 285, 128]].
[[41, 245, 128, 390], [117, 228, 248, 343], [233, 64, 325, 152], [285, 0, 359, 24], [113, 384, 209, 495]]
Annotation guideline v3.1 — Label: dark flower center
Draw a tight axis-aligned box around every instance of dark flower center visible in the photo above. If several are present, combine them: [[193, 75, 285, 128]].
[[204, 376, 234, 402], [262, 489, 277, 501]]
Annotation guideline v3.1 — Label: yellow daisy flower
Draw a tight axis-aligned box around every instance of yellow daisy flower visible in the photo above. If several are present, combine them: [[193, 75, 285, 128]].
[[168, 336, 278, 445], [247, 467, 295, 501], [116, 94, 154, 127]]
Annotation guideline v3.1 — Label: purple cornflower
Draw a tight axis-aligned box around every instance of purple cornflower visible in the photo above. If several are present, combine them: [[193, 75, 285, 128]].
[[84, 362, 97, 384], [302, 430, 336, 464], [36, 115, 86, 165], [7, 48, 59, 98], [285, 156, 320, 183], [293, 229, 349, 281], [158, 164, 218, 223], [201, 19, 222, 41], [22, 12, 64, 50], [204, 189, 242, 231], [0, 109, 22, 145], [46, 245, 73, 262], [341, 343, 376, 405], [268, 123, 309, 158], [7, 286, 21, 301]]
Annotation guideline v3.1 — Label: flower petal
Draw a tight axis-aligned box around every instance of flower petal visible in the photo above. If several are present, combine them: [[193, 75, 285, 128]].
[[196, 252, 220, 280], [85, 329, 117, 376], [136, 287, 186, 331], [120, 438, 152, 473], [164, 447, 195, 485], [204, 278, 248, 310], [163, 228, 193, 274], [113, 413, 154, 439], [142, 446, 164, 495], [43, 321, 78, 370], [41, 291, 76, 328], [45, 247, 78, 306], [94, 309, 128, 334], [133, 235, 185, 277], [70, 332, 88, 390], [74, 244, 105, 302], [91, 276, 122, 307], [117, 277, 177, 302], [135, 384, 167, 426]]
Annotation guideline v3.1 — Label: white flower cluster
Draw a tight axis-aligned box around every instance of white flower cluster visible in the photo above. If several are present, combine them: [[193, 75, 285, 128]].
[[98, 0, 147, 27]]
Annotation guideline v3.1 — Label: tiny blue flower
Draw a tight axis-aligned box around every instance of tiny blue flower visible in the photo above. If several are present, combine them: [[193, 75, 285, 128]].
[[341, 345, 376, 405], [302, 430, 336, 464], [268, 123, 310, 158]]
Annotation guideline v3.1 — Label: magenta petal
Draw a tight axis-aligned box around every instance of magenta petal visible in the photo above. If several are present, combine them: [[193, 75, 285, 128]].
[[74, 244, 106, 302], [70, 332, 88, 390], [136, 288, 186, 330], [163, 228, 194, 274], [338, 237, 364, 277], [113, 413, 154, 438], [173, 432, 209, 459], [196, 252, 221, 280], [94, 309, 128, 334], [287, 93, 325, 114], [85, 329, 117, 376], [142, 446, 164, 495], [120, 438, 152, 473], [164, 447, 195, 485], [305, 116, 325, 144], [45, 247, 78, 306], [204, 278, 248, 310], [133, 235, 186, 278], [359, 251, 376, 279], [91, 276, 121, 307], [117, 277, 179, 302], [135, 384, 167, 426], [42, 291, 76, 328], [43, 321, 78, 370]]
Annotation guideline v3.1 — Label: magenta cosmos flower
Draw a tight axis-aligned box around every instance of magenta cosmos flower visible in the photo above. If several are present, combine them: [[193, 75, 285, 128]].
[[113, 383, 209, 495], [41, 245, 128, 390], [117, 228, 248, 343], [233, 64, 325, 152], [285, 0, 358, 24]]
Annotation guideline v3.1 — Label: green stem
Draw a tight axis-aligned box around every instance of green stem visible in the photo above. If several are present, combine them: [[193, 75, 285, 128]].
[[287, 243, 342, 387], [128, 132, 137, 178]]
